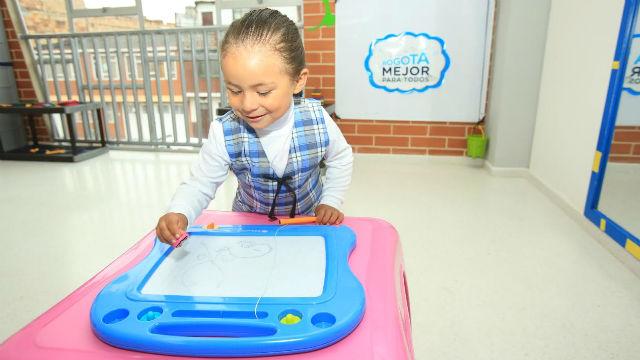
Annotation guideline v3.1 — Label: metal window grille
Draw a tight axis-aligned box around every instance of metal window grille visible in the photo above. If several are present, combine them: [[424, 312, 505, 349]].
[[18, 0, 304, 149]]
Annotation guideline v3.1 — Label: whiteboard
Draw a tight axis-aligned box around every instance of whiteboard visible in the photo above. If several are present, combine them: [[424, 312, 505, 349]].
[[336, 0, 494, 122], [141, 235, 326, 297]]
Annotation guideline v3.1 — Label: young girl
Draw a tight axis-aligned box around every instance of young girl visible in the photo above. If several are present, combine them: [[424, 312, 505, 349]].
[[156, 8, 353, 245]]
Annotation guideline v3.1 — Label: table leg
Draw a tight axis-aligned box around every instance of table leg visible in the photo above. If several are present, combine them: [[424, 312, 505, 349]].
[[28, 115, 38, 146], [96, 109, 106, 147], [66, 113, 77, 153]]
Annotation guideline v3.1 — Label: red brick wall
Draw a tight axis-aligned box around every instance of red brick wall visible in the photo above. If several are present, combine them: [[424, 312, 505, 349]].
[[302, 0, 476, 156], [1, 0, 36, 101], [610, 126, 640, 163], [1, 0, 49, 141]]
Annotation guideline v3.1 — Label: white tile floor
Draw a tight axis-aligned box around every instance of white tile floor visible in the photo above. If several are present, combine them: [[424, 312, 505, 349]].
[[2, 151, 640, 359]]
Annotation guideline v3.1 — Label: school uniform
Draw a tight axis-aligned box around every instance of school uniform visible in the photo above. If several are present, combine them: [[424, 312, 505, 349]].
[[168, 98, 353, 224]]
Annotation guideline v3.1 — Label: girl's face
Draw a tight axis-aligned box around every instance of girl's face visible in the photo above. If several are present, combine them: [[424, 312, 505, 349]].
[[222, 45, 308, 130]]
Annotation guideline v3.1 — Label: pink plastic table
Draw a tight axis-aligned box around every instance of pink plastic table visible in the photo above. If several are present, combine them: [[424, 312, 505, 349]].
[[0, 211, 413, 359]]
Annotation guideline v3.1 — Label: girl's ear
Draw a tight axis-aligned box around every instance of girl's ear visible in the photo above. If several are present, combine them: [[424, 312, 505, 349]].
[[293, 68, 309, 94]]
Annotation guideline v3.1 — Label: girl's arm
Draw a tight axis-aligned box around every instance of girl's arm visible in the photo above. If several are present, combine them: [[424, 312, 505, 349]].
[[319, 108, 353, 210], [166, 120, 231, 226]]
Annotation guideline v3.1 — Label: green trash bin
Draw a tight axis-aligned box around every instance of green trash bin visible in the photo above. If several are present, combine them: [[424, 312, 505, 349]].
[[467, 126, 488, 159]]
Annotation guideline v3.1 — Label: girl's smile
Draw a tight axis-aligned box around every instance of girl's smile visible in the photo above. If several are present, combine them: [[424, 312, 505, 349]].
[[244, 113, 267, 121]]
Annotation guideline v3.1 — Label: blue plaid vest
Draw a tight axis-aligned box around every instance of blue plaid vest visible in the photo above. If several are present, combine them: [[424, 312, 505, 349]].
[[219, 98, 329, 217]]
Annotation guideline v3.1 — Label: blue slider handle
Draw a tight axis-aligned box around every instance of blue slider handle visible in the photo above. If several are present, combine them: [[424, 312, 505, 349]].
[[139, 320, 295, 357], [149, 320, 277, 337]]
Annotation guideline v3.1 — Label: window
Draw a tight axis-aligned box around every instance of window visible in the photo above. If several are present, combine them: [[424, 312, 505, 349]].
[[43, 60, 76, 80], [202, 11, 213, 26], [220, 6, 301, 25], [197, 59, 220, 79], [92, 54, 120, 80], [232, 8, 251, 21], [126, 102, 187, 142], [103, 103, 116, 124], [126, 53, 177, 80], [125, 53, 141, 80]]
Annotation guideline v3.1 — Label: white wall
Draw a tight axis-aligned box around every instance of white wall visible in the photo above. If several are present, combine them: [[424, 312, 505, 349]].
[[486, 0, 551, 168], [530, 0, 625, 212]]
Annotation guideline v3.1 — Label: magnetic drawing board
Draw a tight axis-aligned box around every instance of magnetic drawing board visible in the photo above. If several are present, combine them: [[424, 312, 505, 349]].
[[141, 235, 326, 297], [90, 224, 365, 357]]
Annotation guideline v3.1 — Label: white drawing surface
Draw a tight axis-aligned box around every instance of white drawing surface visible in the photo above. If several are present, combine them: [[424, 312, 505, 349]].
[[141, 235, 326, 297]]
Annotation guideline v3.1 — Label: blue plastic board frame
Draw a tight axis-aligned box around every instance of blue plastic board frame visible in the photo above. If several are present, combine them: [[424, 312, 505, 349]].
[[585, 0, 640, 258], [90, 225, 366, 357]]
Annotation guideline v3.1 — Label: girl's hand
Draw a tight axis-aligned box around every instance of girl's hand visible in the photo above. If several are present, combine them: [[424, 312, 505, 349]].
[[156, 212, 188, 245], [315, 204, 344, 225]]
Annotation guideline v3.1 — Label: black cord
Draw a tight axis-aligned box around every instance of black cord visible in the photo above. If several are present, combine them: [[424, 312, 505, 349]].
[[266, 175, 297, 220]]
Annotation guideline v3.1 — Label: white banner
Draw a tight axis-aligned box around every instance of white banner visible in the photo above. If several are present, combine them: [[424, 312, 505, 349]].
[[336, 0, 494, 122]]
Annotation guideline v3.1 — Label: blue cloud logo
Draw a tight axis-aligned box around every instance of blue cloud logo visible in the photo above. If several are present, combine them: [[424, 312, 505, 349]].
[[364, 32, 450, 94]]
